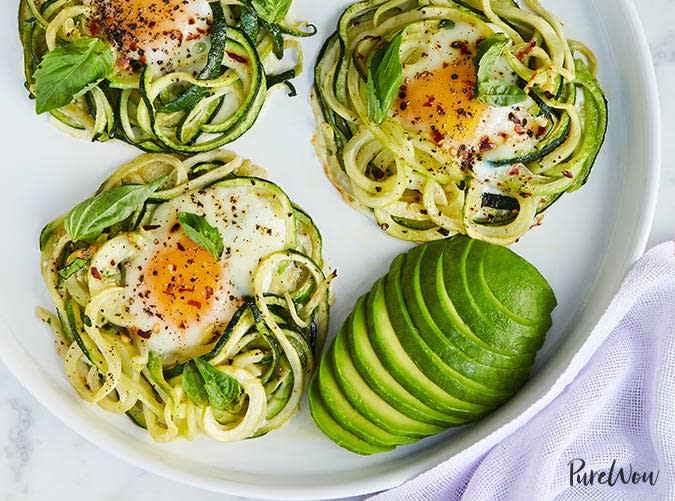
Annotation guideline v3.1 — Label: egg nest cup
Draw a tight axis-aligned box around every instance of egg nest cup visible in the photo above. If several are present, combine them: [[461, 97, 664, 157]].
[[38, 150, 333, 442], [312, 0, 608, 245], [19, 0, 314, 153]]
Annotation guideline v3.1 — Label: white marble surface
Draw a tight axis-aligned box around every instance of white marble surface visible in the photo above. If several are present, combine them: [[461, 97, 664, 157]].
[[1, 1, 673, 500]]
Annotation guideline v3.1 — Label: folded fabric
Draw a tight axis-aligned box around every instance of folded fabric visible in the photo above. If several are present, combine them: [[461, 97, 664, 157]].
[[371, 241, 675, 501]]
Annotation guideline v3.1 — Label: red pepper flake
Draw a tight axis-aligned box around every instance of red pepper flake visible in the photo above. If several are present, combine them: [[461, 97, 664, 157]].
[[514, 124, 527, 135], [563, 171, 574, 179], [91, 267, 102, 280], [516, 39, 537, 61], [508, 112, 521, 125], [431, 127, 446, 145], [187, 300, 202, 310], [227, 51, 248, 64], [117, 58, 131, 70], [177, 242, 186, 252], [89, 20, 99, 37], [205, 286, 214, 299], [136, 329, 152, 340], [170, 223, 180, 233], [178, 286, 195, 293], [479, 135, 496, 152], [143, 225, 161, 231], [508, 165, 521, 176]]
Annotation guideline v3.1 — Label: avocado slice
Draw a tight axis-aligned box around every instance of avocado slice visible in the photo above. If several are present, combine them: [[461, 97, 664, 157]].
[[478, 240, 557, 324], [401, 243, 531, 392], [464, 242, 545, 328], [416, 239, 536, 368], [347, 296, 462, 428], [366, 279, 488, 419], [317, 339, 415, 447], [441, 236, 545, 355], [331, 323, 440, 438], [308, 375, 393, 455], [384, 253, 510, 406], [459, 237, 551, 339]]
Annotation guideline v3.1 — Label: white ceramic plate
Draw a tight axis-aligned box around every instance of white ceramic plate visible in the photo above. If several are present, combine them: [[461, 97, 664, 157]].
[[0, 0, 660, 499]]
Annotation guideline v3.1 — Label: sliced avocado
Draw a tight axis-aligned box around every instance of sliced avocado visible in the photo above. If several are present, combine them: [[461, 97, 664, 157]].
[[317, 339, 416, 447], [417, 240, 535, 368], [347, 296, 462, 428], [332, 317, 443, 438], [441, 236, 545, 355], [308, 375, 393, 455], [384, 254, 510, 406], [462, 238, 549, 337], [401, 244, 531, 392], [366, 279, 487, 420], [479, 241, 557, 324]]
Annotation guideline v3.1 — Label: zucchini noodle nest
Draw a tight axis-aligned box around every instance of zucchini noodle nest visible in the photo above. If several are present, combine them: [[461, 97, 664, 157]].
[[39, 151, 332, 442], [19, 0, 313, 153], [312, 0, 608, 244]]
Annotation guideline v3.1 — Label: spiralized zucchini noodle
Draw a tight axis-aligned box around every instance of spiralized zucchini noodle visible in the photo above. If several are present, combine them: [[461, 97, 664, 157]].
[[19, 0, 314, 153], [39, 151, 332, 442], [312, 0, 608, 245]]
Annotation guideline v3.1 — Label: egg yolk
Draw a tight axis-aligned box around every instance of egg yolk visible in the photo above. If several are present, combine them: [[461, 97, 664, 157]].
[[91, 0, 210, 70], [141, 234, 222, 332], [394, 43, 487, 146]]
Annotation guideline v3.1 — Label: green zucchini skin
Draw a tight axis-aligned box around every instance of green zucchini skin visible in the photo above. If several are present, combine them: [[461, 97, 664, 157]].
[[157, 2, 229, 114], [18, 0, 311, 153]]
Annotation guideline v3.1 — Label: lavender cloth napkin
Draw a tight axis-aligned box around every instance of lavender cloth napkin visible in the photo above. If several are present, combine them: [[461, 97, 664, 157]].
[[370, 241, 675, 501]]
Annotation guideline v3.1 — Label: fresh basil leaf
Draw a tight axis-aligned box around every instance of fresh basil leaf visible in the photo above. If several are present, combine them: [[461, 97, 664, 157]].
[[182, 361, 210, 407], [178, 212, 224, 260], [477, 80, 527, 106], [147, 351, 174, 399], [34, 37, 114, 114], [476, 34, 508, 83], [439, 19, 456, 30], [366, 31, 404, 124], [59, 258, 89, 281], [250, 0, 292, 23], [194, 358, 241, 411], [65, 175, 169, 242]]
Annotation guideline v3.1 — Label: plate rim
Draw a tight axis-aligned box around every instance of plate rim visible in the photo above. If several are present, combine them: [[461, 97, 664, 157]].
[[0, 0, 662, 498]]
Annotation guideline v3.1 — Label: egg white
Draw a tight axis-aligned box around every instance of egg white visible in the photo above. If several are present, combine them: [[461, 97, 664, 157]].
[[98, 183, 290, 364], [394, 21, 545, 164], [89, 0, 212, 74]]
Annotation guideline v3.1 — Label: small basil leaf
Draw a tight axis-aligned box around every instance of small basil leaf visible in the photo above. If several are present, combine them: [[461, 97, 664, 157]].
[[34, 37, 114, 114], [439, 19, 456, 30], [58, 258, 89, 281], [477, 80, 527, 106], [178, 212, 224, 260], [366, 31, 404, 124], [65, 175, 169, 242], [194, 358, 241, 411], [251, 0, 292, 23], [476, 34, 508, 83], [182, 361, 210, 407]]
